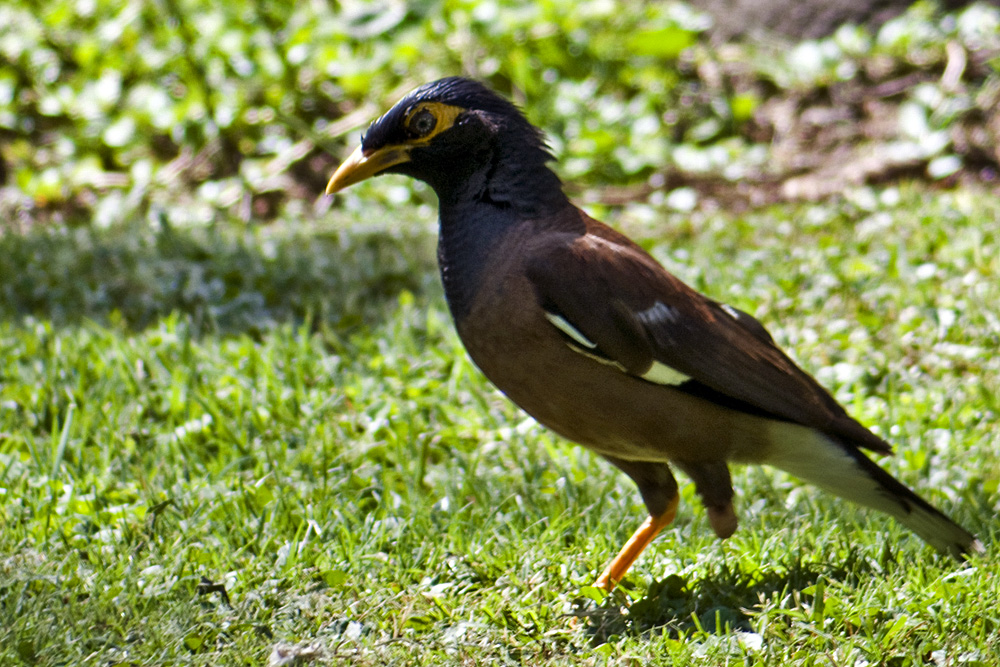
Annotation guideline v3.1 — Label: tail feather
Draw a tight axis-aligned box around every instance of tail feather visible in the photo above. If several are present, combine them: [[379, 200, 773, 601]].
[[766, 423, 983, 559]]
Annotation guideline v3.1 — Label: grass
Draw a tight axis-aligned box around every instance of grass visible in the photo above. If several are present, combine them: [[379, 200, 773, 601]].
[[3, 0, 998, 662], [2, 182, 998, 665]]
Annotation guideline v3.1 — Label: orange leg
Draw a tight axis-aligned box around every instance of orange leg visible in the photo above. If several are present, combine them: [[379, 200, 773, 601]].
[[593, 493, 679, 590]]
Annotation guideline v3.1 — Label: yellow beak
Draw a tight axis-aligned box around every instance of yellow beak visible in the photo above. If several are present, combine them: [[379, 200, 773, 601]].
[[325, 143, 412, 194]]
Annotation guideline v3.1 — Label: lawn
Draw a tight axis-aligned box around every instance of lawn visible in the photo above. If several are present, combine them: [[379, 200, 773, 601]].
[[2, 0, 999, 664], [2, 185, 997, 665]]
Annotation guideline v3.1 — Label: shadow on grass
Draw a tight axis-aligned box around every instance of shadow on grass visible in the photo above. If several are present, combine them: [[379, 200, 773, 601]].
[[0, 218, 439, 336], [581, 554, 871, 644]]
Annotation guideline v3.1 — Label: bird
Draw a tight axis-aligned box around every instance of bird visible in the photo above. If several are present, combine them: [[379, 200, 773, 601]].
[[325, 77, 982, 590]]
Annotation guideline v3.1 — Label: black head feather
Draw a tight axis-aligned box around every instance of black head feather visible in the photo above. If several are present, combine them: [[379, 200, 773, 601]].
[[358, 78, 562, 208], [361, 77, 544, 154]]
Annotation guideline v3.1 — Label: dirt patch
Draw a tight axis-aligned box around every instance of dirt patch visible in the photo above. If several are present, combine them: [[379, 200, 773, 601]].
[[589, 11, 1000, 211], [701, 0, 999, 40]]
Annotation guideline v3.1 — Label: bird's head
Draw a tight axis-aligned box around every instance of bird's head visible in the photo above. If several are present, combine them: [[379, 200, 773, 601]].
[[326, 77, 559, 206]]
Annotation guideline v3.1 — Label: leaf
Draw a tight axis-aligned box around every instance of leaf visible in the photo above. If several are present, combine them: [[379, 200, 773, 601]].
[[626, 27, 696, 58]]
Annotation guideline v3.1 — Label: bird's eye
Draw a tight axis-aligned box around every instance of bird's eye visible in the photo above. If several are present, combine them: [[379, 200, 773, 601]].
[[408, 109, 437, 137]]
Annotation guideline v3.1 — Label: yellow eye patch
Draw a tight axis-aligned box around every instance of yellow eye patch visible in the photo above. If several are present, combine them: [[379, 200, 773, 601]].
[[404, 102, 464, 144]]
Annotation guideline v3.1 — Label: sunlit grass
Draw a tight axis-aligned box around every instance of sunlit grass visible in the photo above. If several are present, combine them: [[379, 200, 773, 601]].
[[2, 185, 997, 665]]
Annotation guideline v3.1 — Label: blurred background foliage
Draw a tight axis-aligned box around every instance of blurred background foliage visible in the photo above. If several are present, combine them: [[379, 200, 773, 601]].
[[2, 0, 999, 227], [1, 0, 999, 333]]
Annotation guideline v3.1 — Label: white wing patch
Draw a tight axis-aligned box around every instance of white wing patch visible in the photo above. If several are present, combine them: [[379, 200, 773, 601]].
[[720, 303, 742, 321], [545, 309, 690, 385], [636, 301, 680, 326], [543, 311, 597, 349], [641, 361, 691, 386], [567, 346, 628, 372]]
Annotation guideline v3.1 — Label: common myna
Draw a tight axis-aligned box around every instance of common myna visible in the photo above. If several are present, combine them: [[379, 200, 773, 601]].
[[326, 77, 982, 589]]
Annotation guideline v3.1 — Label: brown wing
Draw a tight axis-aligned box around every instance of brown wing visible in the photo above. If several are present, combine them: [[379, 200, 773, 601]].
[[525, 217, 891, 454]]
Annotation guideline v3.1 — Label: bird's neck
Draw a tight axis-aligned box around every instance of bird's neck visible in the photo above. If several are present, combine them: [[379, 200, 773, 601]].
[[435, 151, 570, 322], [433, 137, 569, 215]]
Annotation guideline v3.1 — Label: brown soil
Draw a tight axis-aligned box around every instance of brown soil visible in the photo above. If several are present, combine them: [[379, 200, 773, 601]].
[[700, 0, 998, 40], [589, 1, 1000, 211]]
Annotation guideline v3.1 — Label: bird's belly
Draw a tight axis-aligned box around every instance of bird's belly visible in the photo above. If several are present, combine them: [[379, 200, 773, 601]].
[[457, 305, 774, 464]]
